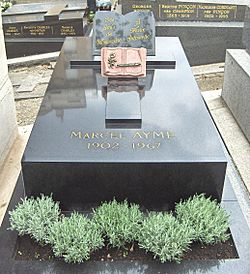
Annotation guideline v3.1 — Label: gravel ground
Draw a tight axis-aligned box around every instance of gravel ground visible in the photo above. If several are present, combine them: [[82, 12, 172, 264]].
[[9, 63, 224, 126], [195, 73, 224, 91], [9, 63, 54, 126], [15, 98, 43, 126]]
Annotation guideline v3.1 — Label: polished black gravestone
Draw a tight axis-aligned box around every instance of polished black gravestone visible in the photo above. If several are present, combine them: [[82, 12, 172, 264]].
[[120, 0, 248, 65], [93, 11, 155, 55], [2, 2, 89, 58], [21, 36, 226, 211], [105, 80, 142, 129]]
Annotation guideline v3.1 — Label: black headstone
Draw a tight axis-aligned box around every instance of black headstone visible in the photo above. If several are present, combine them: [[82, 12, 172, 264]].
[[93, 11, 155, 55]]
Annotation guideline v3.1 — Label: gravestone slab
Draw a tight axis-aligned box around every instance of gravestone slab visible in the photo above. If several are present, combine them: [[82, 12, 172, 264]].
[[121, 0, 246, 22], [2, 3, 87, 39], [2, 2, 88, 58], [21, 36, 227, 211], [93, 11, 155, 55]]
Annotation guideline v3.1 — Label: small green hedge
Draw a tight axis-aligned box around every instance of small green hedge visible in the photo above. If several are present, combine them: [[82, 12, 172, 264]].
[[46, 212, 104, 263], [9, 194, 60, 243], [9, 194, 230, 264], [137, 212, 193, 263], [175, 194, 230, 244], [93, 199, 143, 247]]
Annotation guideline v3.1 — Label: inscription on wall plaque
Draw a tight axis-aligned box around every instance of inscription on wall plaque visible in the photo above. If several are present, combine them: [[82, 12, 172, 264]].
[[22, 25, 53, 37], [93, 11, 155, 55], [3, 21, 83, 38], [4, 25, 22, 37], [121, 0, 246, 22], [2, 3, 87, 40]]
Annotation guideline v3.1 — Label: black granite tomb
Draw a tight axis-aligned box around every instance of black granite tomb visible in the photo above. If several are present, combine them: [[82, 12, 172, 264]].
[[120, 0, 248, 65], [2, 2, 89, 58], [1, 10, 250, 272], [21, 36, 226, 211]]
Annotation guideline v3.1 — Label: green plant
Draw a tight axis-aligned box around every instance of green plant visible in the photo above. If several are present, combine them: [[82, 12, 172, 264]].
[[93, 199, 144, 247], [1, 1, 12, 12], [138, 212, 193, 263], [175, 194, 230, 244], [46, 212, 104, 263], [9, 194, 60, 243], [8, 194, 231, 264]]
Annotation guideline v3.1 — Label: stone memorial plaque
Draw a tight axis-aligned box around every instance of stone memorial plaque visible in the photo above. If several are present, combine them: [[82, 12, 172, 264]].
[[93, 11, 155, 55], [121, 0, 246, 22], [3, 21, 84, 38]]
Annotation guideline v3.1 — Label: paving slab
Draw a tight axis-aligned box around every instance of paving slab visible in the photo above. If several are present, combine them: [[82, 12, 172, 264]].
[[0, 125, 32, 225], [202, 90, 250, 196]]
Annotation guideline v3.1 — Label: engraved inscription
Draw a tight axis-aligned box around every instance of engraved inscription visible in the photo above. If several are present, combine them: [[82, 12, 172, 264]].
[[4, 25, 22, 37], [60, 25, 77, 36], [22, 25, 52, 36], [123, 1, 243, 22], [132, 142, 161, 150], [132, 131, 175, 139], [87, 142, 120, 150], [70, 131, 124, 139], [93, 11, 155, 55], [131, 4, 152, 12], [159, 3, 238, 21], [159, 4, 196, 20], [70, 130, 174, 151]]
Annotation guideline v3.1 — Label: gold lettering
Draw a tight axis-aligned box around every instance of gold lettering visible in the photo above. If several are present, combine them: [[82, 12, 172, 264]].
[[110, 132, 123, 139], [142, 131, 151, 139], [70, 131, 82, 138], [133, 132, 143, 139], [152, 131, 165, 139], [166, 131, 175, 139], [83, 133, 90, 139], [90, 132, 104, 139]]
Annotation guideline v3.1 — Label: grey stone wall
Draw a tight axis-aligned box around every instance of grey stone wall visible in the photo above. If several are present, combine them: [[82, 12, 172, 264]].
[[222, 49, 250, 142], [0, 12, 17, 169]]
